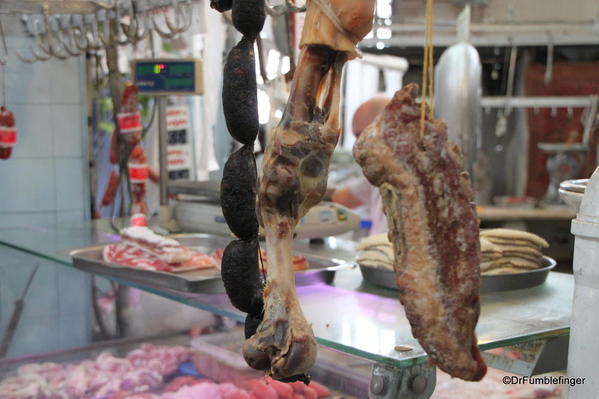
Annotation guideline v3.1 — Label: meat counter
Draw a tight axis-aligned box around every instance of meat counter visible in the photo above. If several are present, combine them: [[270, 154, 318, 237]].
[[0, 330, 370, 398], [0, 221, 574, 398]]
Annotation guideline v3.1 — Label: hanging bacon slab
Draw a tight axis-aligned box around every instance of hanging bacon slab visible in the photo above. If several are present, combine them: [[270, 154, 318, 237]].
[[353, 84, 487, 381]]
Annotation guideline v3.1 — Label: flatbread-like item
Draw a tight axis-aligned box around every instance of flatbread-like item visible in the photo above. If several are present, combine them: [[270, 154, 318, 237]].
[[480, 260, 498, 272], [501, 252, 542, 264], [495, 257, 539, 269], [483, 267, 529, 275], [480, 237, 502, 254], [481, 252, 503, 261], [481, 228, 549, 248], [367, 245, 394, 260], [357, 249, 394, 268], [359, 259, 394, 270], [357, 233, 391, 250], [494, 245, 543, 258]]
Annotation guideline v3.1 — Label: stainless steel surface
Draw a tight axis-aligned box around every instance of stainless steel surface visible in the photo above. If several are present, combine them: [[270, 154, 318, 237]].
[[480, 257, 556, 293], [70, 234, 353, 293], [370, 363, 436, 399], [434, 41, 482, 179], [560, 179, 588, 194], [359, 256, 557, 294], [169, 180, 221, 200], [158, 97, 168, 206]]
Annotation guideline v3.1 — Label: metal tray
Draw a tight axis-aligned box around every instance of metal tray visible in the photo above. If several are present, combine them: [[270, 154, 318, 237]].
[[70, 233, 352, 293], [359, 256, 557, 294]]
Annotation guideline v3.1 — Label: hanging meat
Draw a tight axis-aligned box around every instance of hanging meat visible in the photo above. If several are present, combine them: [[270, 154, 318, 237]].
[[129, 145, 159, 215], [353, 84, 487, 381], [101, 84, 158, 215], [243, 0, 375, 381], [212, 0, 268, 380], [0, 106, 16, 160], [110, 84, 143, 165]]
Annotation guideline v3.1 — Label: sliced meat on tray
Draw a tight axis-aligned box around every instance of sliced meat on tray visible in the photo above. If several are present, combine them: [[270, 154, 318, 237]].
[[103, 226, 218, 272]]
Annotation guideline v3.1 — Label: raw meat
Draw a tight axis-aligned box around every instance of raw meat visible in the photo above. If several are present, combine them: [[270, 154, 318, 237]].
[[353, 84, 486, 381], [246, 0, 376, 379], [0, 345, 191, 399], [103, 227, 218, 272]]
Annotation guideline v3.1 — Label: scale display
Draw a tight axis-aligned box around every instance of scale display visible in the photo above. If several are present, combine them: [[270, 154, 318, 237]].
[[134, 59, 204, 96]]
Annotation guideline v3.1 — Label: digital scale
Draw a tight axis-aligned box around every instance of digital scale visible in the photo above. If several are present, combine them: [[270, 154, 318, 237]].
[[133, 58, 204, 231], [169, 181, 361, 239], [134, 59, 204, 96]]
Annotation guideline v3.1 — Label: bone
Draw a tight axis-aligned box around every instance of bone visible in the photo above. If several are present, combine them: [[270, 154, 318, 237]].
[[248, 0, 375, 379]]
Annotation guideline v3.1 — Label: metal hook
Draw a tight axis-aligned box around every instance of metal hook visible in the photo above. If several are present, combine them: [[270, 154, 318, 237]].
[[121, 0, 149, 43], [16, 17, 51, 63], [72, 15, 91, 52], [153, 0, 192, 39], [84, 13, 104, 51], [55, 15, 82, 57], [40, 12, 70, 60]]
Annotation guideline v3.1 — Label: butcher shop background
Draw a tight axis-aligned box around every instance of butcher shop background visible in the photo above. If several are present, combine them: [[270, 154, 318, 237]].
[[0, 17, 91, 356]]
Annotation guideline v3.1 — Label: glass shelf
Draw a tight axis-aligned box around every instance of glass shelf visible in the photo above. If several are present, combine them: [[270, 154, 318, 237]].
[[0, 222, 574, 369]]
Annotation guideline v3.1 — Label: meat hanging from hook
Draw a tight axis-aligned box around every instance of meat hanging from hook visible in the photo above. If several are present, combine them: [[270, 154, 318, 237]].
[[211, 0, 271, 381]]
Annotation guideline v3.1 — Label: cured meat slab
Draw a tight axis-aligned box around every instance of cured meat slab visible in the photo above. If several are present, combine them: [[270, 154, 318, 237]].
[[354, 84, 487, 381]]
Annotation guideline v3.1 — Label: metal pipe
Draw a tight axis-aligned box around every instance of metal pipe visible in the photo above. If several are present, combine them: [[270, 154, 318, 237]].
[[480, 96, 597, 109], [158, 96, 169, 206]]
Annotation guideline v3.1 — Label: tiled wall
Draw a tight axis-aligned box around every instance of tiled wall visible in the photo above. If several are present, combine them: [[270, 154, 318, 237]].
[[0, 26, 91, 356]]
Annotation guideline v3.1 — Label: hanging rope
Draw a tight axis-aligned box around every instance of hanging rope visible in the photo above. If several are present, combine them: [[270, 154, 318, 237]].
[[420, 0, 434, 137]]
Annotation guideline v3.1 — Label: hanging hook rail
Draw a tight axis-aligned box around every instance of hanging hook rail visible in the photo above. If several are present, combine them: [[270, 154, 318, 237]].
[[152, 0, 192, 39], [121, 0, 149, 43], [16, 17, 51, 62]]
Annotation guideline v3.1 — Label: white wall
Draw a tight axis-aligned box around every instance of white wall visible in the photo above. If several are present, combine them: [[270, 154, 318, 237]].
[[0, 16, 91, 356]]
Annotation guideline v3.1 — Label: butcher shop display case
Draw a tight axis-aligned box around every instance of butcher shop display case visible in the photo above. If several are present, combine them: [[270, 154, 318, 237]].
[[0, 220, 573, 398], [0, 330, 371, 398]]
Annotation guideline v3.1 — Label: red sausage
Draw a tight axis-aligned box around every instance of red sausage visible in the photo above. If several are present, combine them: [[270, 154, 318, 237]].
[[308, 381, 331, 398], [264, 378, 293, 399], [243, 379, 278, 399]]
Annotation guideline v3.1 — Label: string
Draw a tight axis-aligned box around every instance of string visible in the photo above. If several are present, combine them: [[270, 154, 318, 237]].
[[419, 0, 434, 138]]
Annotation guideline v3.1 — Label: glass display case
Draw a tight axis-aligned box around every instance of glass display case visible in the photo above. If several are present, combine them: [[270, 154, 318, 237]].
[[0, 221, 574, 398]]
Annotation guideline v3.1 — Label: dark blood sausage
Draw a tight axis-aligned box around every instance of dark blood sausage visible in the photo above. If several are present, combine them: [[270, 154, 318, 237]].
[[217, 0, 267, 376], [221, 239, 264, 315], [223, 37, 259, 145], [244, 312, 263, 339], [210, 0, 233, 12], [220, 145, 259, 239], [232, 0, 266, 40]]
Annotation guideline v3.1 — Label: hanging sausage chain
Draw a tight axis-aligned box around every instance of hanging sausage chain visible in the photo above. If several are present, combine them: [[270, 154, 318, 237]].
[[210, 0, 271, 375]]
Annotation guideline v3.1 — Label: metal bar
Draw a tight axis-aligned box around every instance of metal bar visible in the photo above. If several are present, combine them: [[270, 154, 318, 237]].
[[158, 96, 169, 206], [0, 0, 113, 15], [385, 21, 599, 34], [582, 97, 599, 146], [481, 96, 596, 109]]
